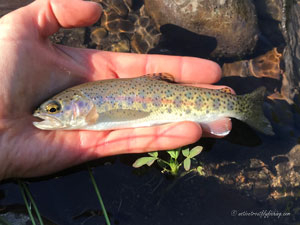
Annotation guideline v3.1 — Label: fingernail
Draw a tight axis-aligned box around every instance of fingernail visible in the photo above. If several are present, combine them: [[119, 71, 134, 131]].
[[201, 118, 231, 137], [210, 127, 231, 136]]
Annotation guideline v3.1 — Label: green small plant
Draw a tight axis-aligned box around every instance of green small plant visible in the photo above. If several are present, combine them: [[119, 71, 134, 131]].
[[133, 146, 204, 176], [17, 180, 44, 225], [87, 165, 111, 225]]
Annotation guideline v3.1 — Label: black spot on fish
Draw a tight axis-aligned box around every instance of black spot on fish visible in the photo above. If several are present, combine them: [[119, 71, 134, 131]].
[[213, 98, 221, 110], [185, 92, 193, 99], [227, 100, 234, 111], [195, 96, 202, 110], [126, 96, 134, 106], [173, 96, 182, 108], [142, 103, 147, 109]]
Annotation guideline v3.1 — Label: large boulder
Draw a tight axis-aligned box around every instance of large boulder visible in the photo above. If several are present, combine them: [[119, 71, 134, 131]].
[[144, 0, 259, 58]]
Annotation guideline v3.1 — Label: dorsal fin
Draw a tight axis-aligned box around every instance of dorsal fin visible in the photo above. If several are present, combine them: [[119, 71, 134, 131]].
[[218, 87, 232, 94], [143, 73, 176, 83]]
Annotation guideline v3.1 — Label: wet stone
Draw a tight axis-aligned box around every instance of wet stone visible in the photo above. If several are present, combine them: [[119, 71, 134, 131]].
[[118, 19, 135, 33], [106, 20, 121, 33], [144, 0, 259, 58], [89, 0, 161, 53], [127, 12, 139, 23], [110, 39, 130, 52], [281, 1, 300, 103], [111, 0, 129, 16], [102, 10, 119, 24], [131, 33, 149, 53], [90, 28, 108, 45], [253, 0, 284, 22], [49, 28, 86, 48], [249, 158, 266, 169], [123, 0, 132, 8], [222, 47, 282, 80], [138, 16, 150, 27]]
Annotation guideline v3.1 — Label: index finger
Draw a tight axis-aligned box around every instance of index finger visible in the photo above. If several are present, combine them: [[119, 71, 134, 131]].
[[88, 51, 222, 84]]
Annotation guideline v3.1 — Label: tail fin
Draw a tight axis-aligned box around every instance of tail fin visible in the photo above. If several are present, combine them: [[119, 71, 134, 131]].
[[237, 87, 274, 135]]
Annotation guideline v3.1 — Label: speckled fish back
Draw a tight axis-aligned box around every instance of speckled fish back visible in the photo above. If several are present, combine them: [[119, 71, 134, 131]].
[[73, 76, 236, 118]]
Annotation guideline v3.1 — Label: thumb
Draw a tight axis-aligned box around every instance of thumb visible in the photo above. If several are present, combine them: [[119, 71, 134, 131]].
[[1, 0, 102, 38], [44, 0, 102, 36]]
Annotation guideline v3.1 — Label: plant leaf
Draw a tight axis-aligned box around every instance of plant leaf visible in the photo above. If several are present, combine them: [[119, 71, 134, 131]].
[[167, 150, 179, 159], [146, 158, 156, 166], [189, 146, 203, 158], [183, 158, 191, 171], [148, 151, 158, 158], [182, 148, 190, 157], [197, 166, 205, 175], [173, 149, 180, 160], [132, 157, 156, 168]]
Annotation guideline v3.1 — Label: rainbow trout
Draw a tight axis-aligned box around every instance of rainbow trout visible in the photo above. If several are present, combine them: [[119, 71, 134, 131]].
[[33, 73, 274, 135]]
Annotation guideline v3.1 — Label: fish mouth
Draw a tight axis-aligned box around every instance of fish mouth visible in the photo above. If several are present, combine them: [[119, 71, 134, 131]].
[[33, 112, 64, 130]]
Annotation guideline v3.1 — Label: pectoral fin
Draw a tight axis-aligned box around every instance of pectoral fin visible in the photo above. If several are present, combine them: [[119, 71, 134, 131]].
[[85, 106, 99, 125]]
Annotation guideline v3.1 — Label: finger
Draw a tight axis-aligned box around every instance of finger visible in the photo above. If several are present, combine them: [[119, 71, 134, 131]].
[[49, 0, 101, 32], [201, 118, 232, 138], [2, 0, 101, 38], [54, 46, 222, 84], [75, 122, 202, 157], [90, 51, 222, 84]]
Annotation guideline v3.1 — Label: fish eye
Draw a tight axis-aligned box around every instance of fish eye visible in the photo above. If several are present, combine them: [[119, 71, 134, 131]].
[[45, 101, 61, 114]]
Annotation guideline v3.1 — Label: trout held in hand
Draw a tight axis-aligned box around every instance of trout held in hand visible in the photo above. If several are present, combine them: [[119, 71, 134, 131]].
[[33, 73, 274, 135]]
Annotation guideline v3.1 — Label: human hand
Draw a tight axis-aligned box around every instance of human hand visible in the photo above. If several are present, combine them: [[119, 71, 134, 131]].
[[0, 0, 231, 180]]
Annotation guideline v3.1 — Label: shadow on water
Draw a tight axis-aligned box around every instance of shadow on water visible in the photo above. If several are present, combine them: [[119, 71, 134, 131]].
[[252, 0, 286, 48], [150, 24, 217, 58]]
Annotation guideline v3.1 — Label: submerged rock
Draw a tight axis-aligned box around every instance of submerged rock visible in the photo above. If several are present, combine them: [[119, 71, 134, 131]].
[[281, 1, 300, 103], [222, 47, 283, 79], [89, 0, 161, 53], [144, 0, 259, 58], [49, 28, 87, 48], [253, 0, 284, 21]]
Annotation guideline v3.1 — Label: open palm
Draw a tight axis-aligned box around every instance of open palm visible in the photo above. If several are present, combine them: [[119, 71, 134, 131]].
[[0, 0, 230, 180]]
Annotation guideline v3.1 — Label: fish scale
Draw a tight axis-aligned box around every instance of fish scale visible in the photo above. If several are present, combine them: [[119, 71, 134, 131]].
[[33, 73, 274, 135]]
